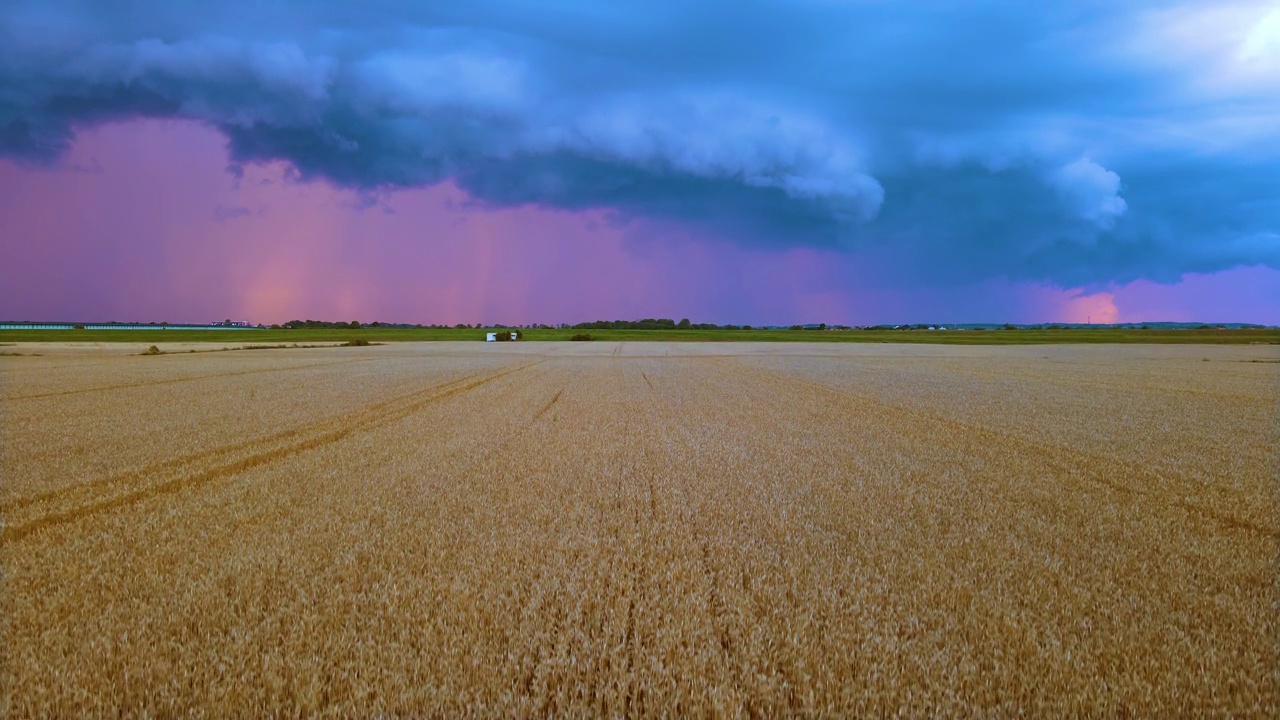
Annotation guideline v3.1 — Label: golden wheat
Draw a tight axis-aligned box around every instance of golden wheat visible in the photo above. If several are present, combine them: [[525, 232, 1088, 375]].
[[2, 342, 1276, 717]]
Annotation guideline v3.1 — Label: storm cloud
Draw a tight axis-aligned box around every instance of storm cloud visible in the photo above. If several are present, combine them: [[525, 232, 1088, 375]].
[[2, 0, 1277, 286]]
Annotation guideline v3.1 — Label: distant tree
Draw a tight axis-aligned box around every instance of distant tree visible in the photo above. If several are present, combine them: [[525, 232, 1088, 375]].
[[819, 323, 827, 331], [790, 324, 803, 331], [678, 318, 691, 329], [743, 325, 752, 330], [350, 321, 361, 329], [1002, 323, 1016, 330]]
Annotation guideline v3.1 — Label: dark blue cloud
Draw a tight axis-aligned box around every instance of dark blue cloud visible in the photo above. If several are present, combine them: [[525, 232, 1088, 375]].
[[1, 0, 1277, 285]]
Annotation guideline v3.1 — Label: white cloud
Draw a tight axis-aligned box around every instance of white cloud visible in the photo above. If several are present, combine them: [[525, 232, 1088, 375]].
[[1129, 1, 1280, 93], [355, 51, 531, 114], [1050, 157, 1127, 230], [1239, 7, 1280, 62], [558, 92, 884, 219]]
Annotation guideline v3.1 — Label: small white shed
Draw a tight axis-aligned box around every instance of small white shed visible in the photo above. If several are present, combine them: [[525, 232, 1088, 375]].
[[485, 332, 497, 342]]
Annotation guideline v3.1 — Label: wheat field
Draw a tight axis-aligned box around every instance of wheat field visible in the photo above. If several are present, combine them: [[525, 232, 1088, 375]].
[[2, 342, 1276, 717]]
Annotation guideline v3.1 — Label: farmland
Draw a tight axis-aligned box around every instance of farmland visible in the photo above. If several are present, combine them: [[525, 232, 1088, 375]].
[[2, 342, 1277, 716]]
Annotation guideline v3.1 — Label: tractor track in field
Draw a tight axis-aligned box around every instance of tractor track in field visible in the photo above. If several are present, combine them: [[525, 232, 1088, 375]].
[[1, 361, 542, 545], [532, 389, 564, 421], [713, 357, 1279, 542], [2, 366, 494, 513], [5, 356, 381, 401]]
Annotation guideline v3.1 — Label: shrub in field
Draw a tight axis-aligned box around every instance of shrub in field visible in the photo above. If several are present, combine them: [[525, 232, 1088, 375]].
[[345, 338, 371, 347], [143, 345, 161, 355], [570, 333, 594, 341]]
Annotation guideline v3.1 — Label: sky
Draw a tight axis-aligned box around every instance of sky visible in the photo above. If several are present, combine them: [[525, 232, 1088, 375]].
[[1, 1, 1277, 325]]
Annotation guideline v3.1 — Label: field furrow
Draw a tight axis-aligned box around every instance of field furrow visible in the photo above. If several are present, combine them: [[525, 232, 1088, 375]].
[[2, 361, 543, 543]]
